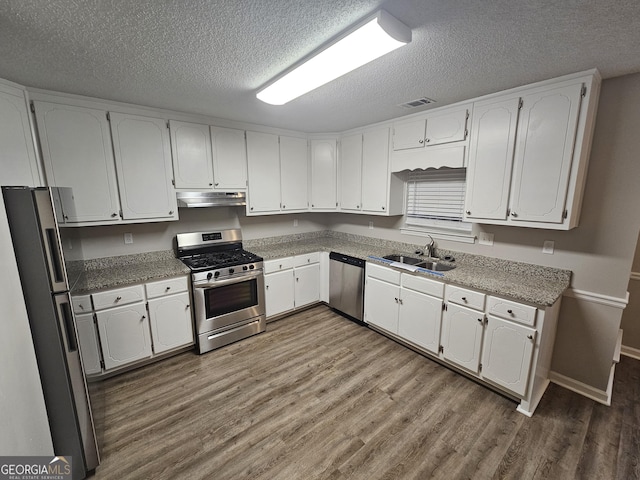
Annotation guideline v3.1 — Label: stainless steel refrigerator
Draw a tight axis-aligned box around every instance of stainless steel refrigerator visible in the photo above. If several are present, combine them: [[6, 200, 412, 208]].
[[2, 186, 99, 479]]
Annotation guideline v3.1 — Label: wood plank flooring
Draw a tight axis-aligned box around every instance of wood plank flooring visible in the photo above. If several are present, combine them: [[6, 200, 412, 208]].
[[88, 305, 640, 479]]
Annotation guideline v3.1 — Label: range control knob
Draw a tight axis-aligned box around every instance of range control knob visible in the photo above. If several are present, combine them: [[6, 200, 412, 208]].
[[229, 268, 235, 274], [243, 265, 248, 271], [249, 264, 255, 270], [207, 272, 213, 280], [214, 271, 220, 278]]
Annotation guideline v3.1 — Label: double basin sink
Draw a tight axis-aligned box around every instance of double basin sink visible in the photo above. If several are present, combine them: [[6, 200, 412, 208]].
[[382, 254, 455, 272]]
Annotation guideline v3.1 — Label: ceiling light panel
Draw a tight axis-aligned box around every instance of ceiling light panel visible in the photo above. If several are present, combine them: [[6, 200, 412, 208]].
[[257, 10, 412, 105]]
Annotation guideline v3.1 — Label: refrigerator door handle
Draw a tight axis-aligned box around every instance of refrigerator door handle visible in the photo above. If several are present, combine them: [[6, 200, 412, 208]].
[[56, 293, 77, 353], [34, 189, 69, 292]]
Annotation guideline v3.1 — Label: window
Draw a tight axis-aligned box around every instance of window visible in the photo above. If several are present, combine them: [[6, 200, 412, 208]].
[[404, 168, 473, 236]]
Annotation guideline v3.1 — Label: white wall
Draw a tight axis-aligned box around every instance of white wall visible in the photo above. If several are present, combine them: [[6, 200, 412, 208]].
[[0, 200, 53, 455]]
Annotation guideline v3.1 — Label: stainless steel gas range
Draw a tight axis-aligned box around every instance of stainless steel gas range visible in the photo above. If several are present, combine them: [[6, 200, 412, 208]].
[[176, 229, 266, 354]]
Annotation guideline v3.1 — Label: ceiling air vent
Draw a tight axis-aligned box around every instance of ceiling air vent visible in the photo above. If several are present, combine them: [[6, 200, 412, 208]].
[[398, 97, 436, 109]]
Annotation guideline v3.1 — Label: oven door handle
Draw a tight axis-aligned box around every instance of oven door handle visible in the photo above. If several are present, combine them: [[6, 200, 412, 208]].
[[193, 271, 263, 289]]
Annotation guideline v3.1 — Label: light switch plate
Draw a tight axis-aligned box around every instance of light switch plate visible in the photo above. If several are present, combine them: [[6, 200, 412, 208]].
[[479, 232, 494, 246], [543, 240, 554, 254], [124, 233, 133, 244]]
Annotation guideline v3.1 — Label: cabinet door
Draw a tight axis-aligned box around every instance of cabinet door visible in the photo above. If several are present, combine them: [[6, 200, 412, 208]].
[[75, 312, 102, 375], [294, 263, 320, 308], [211, 126, 247, 190], [398, 288, 443, 355], [392, 118, 426, 151], [364, 276, 399, 333], [96, 302, 152, 370], [441, 303, 484, 374], [34, 101, 121, 223], [361, 127, 390, 213], [481, 315, 536, 396], [424, 106, 469, 146], [110, 113, 178, 221], [0, 85, 40, 186], [280, 136, 308, 211], [310, 139, 337, 210], [339, 133, 362, 211], [170, 120, 214, 189], [264, 269, 294, 317], [246, 131, 281, 214], [148, 292, 194, 354], [509, 83, 583, 224], [464, 97, 520, 220]]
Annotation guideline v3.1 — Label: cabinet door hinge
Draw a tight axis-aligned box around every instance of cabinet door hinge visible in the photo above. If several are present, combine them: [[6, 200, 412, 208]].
[[30, 101, 36, 113], [464, 129, 468, 139], [506, 208, 511, 217], [106, 112, 111, 121], [581, 86, 587, 97], [171, 179, 175, 186], [442, 302, 447, 311], [166, 121, 170, 129], [563, 209, 568, 219], [100, 360, 105, 369], [518, 98, 523, 109], [119, 210, 123, 218], [438, 345, 444, 354], [466, 111, 470, 120], [479, 363, 483, 372]]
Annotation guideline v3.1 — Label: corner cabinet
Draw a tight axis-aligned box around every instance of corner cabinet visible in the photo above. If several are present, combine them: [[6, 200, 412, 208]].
[[34, 101, 122, 224], [264, 253, 321, 319], [109, 113, 178, 221], [339, 127, 404, 216], [0, 82, 41, 186], [464, 72, 601, 229]]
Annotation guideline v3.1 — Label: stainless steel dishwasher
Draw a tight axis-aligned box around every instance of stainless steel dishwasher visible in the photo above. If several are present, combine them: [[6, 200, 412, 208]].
[[329, 252, 365, 322]]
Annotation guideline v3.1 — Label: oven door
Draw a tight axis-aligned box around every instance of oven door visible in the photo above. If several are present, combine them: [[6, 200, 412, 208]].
[[193, 271, 265, 334]]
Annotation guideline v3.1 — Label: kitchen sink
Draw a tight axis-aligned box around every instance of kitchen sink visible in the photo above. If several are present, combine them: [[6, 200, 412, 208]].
[[382, 254, 456, 272]]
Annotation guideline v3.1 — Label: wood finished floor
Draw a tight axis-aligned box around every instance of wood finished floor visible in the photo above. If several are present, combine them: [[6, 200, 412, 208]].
[[88, 305, 640, 480]]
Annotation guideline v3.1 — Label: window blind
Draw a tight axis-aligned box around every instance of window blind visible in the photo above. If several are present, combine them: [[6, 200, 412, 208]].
[[406, 168, 469, 229]]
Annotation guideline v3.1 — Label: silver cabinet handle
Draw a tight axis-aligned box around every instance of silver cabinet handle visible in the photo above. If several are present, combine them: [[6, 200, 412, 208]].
[[527, 335, 533, 340], [111, 212, 118, 217], [507, 309, 513, 314], [115, 296, 122, 302], [169, 210, 174, 215], [477, 318, 483, 323], [141, 315, 146, 320], [165, 286, 171, 291], [425, 138, 430, 143], [215, 182, 219, 186], [466, 210, 471, 215], [418, 139, 424, 144], [461, 297, 467, 302], [510, 211, 517, 217]]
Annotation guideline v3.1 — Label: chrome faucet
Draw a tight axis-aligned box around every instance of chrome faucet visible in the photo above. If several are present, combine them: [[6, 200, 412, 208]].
[[423, 235, 435, 258]]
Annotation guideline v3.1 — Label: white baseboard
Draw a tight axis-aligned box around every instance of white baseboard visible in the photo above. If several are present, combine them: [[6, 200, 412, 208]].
[[549, 370, 612, 406], [564, 288, 629, 309], [621, 344, 640, 360]]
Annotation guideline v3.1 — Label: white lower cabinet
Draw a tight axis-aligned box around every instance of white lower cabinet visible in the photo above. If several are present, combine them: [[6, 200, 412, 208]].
[[72, 275, 194, 376], [363, 262, 560, 416], [264, 253, 321, 319], [97, 301, 152, 370]]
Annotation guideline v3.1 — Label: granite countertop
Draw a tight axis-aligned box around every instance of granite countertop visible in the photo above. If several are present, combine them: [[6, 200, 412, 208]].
[[69, 251, 190, 295], [246, 232, 571, 307]]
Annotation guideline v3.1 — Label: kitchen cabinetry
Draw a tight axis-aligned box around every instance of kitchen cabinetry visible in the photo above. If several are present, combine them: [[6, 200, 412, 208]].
[[339, 127, 404, 215], [109, 112, 178, 221], [364, 263, 444, 355], [72, 276, 193, 376], [464, 73, 600, 229], [0, 82, 41, 186], [310, 139, 337, 211], [279, 136, 308, 212], [264, 253, 321, 319], [33, 101, 121, 224], [210, 126, 247, 190], [441, 286, 486, 374], [170, 120, 214, 189]]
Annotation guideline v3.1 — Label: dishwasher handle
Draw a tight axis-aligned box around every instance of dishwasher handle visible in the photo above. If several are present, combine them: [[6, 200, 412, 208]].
[[329, 252, 365, 268]]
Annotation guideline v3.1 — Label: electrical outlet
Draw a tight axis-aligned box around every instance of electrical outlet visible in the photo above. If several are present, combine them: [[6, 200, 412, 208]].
[[542, 240, 554, 254], [478, 232, 494, 246], [124, 233, 133, 244], [293, 219, 298, 227], [368, 221, 374, 230]]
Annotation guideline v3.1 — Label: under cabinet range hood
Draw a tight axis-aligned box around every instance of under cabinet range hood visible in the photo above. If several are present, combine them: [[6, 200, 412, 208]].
[[176, 191, 246, 208]]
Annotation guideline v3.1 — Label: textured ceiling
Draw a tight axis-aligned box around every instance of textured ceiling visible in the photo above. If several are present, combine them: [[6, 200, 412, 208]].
[[1, 0, 639, 132]]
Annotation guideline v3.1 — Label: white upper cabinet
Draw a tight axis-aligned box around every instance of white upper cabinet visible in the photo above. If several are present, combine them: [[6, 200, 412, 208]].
[[310, 139, 337, 210], [464, 97, 520, 220], [509, 83, 583, 224], [339, 133, 363, 211], [0, 83, 40, 186], [170, 120, 214, 189], [34, 101, 121, 223], [109, 112, 178, 221], [392, 105, 469, 151], [465, 72, 600, 230], [246, 131, 281, 214], [279, 135, 308, 212], [210, 126, 247, 190]]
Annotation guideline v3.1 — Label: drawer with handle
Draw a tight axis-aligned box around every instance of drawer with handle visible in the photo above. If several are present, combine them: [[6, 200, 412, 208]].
[[145, 276, 189, 299], [487, 296, 537, 326], [91, 285, 144, 310], [446, 285, 485, 311]]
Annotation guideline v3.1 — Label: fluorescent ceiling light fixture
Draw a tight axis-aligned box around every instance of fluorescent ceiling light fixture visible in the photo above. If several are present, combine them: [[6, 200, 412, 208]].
[[256, 10, 411, 105]]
